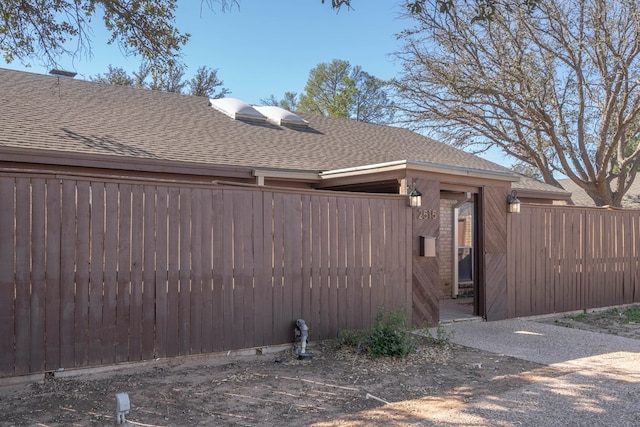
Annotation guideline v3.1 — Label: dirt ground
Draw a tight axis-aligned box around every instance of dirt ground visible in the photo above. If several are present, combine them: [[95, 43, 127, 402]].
[[1, 307, 637, 427]]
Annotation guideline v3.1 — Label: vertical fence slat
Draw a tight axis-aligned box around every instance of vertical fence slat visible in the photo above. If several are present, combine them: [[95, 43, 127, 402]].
[[240, 191, 255, 349], [102, 183, 118, 365], [142, 186, 156, 360], [166, 187, 180, 356], [45, 179, 62, 371], [625, 212, 636, 303], [154, 186, 169, 357], [285, 194, 301, 340], [201, 189, 214, 353], [230, 190, 245, 350], [383, 200, 394, 312], [221, 189, 235, 349], [369, 199, 383, 318], [270, 193, 284, 343], [88, 182, 105, 366], [178, 188, 191, 355], [328, 197, 339, 338], [0, 177, 16, 376], [129, 185, 144, 361], [74, 181, 90, 367], [252, 190, 267, 347], [360, 199, 371, 330], [14, 178, 31, 375], [59, 180, 77, 368], [318, 196, 330, 340], [190, 188, 203, 354], [336, 198, 348, 330], [309, 196, 322, 338], [300, 195, 313, 331], [116, 184, 132, 363], [212, 189, 227, 351], [389, 200, 402, 311], [30, 179, 46, 373]]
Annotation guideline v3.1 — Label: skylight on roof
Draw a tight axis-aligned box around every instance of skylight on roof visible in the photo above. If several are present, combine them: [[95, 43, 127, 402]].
[[254, 106, 309, 128], [209, 98, 266, 123]]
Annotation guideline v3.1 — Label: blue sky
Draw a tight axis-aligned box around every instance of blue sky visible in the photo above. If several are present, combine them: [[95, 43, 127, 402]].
[[3, 1, 410, 105]]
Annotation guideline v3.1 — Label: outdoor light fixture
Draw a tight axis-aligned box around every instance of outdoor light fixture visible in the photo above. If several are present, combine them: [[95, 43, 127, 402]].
[[408, 183, 422, 208], [507, 190, 521, 214]]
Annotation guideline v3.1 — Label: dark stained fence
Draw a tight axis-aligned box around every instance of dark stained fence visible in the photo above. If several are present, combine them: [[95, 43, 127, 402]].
[[507, 204, 640, 318], [0, 174, 409, 377]]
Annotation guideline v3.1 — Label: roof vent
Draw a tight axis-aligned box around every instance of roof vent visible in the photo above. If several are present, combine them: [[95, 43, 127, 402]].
[[49, 69, 77, 78], [254, 106, 309, 128], [209, 98, 266, 123]]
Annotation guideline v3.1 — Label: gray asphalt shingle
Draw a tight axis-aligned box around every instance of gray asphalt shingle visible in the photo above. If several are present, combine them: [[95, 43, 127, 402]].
[[0, 68, 516, 175]]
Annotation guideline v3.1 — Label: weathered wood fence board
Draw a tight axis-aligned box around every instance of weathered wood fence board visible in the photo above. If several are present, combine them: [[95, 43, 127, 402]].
[[0, 174, 409, 377], [508, 205, 640, 317]]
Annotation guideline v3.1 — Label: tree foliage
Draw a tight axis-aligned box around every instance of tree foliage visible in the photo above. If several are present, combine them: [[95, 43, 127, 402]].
[[327, 0, 540, 22], [91, 64, 229, 98], [0, 0, 193, 69], [261, 92, 300, 111], [393, 0, 640, 207], [298, 59, 394, 124]]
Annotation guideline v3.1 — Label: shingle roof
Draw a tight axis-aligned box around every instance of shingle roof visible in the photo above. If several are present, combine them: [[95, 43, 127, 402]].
[[0, 68, 515, 177], [511, 175, 572, 199], [559, 178, 640, 209]]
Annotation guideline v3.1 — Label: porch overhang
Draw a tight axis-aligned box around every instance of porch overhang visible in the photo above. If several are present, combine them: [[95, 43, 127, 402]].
[[319, 160, 520, 183]]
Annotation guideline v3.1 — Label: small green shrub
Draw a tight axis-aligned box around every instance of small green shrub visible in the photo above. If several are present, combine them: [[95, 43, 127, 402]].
[[338, 328, 367, 350], [338, 307, 417, 359], [622, 305, 640, 323], [429, 323, 453, 346], [367, 308, 416, 358]]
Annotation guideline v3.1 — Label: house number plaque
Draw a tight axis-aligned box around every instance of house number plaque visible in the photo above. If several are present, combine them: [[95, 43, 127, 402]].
[[417, 209, 438, 220]]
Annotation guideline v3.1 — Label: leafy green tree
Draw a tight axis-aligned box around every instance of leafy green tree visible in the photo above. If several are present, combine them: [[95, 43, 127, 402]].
[[261, 92, 299, 111], [351, 67, 394, 123], [393, 0, 640, 207], [148, 64, 187, 93], [299, 59, 353, 119], [189, 66, 230, 98], [91, 65, 134, 86], [90, 64, 229, 97], [0, 0, 196, 69], [298, 59, 393, 124]]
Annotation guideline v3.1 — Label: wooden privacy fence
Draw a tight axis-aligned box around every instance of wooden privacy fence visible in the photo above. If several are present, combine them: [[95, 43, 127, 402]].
[[0, 173, 409, 378], [507, 204, 640, 318]]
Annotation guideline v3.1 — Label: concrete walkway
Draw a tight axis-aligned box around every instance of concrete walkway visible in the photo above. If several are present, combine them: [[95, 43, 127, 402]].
[[424, 319, 640, 426]]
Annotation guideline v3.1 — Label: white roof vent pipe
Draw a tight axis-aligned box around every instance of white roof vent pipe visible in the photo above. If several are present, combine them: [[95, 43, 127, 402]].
[[254, 105, 309, 128], [209, 98, 266, 123]]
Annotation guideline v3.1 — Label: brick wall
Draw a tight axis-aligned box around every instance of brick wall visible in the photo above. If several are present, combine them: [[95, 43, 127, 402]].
[[439, 199, 455, 298]]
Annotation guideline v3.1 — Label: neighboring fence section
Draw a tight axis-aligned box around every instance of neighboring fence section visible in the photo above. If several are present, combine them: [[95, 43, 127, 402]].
[[507, 204, 640, 318], [0, 174, 409, 377]]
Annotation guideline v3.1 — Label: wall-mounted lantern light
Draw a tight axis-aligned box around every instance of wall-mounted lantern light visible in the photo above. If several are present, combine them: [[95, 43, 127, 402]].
[[408, 184, 422, 208], [507, 190, 521, 214]]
